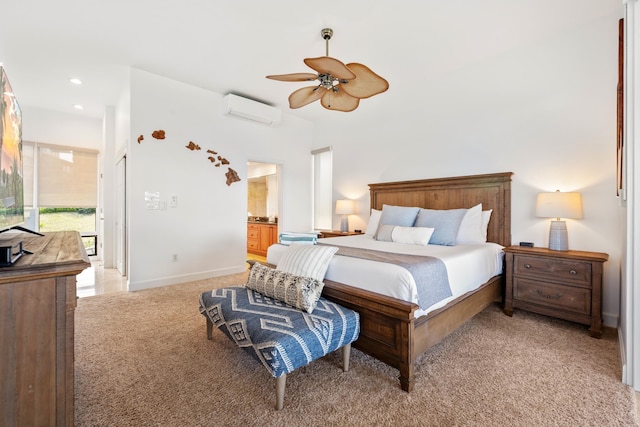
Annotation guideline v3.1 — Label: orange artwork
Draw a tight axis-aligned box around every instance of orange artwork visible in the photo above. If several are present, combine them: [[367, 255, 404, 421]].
[[185, 141, 201, 151], [139, 130, 241, 185], [152, 130, 166, 140], [225, 168, 241, 186]]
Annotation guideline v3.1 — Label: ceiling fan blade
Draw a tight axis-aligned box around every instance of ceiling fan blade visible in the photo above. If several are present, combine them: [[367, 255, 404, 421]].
[[304, 57, 356, 80], [266, 73, 318, 82], [320, 86, 360, 112], [340, 63, 389, 99], [288, 86, 327, 109]]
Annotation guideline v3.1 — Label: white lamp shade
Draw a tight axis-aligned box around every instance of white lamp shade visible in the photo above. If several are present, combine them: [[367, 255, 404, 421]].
[[536, 190, 582, 251], [335, 199, 356, 215], [535, 191, 583, 219]]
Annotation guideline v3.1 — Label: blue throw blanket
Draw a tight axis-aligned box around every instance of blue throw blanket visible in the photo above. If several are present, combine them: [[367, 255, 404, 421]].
[[319, 244, 452, 310]]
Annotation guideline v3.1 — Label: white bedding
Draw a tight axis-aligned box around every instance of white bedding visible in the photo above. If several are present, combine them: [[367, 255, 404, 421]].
[[266, 234, 504, 318]]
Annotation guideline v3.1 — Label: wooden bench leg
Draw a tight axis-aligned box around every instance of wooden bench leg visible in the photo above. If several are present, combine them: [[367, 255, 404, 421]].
[[206, 318, 213, 340], [342, 343, 351, 372], [275, 374, 286, 410]]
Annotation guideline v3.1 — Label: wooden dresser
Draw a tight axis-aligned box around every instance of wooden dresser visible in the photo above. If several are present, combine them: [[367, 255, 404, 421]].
[[503, 246, 608, 337], [0, 231, 90, 427], [247, 222, 278, 257]]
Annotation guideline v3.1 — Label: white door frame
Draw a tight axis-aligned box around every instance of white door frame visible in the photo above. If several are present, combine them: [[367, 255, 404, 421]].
[[115, 155, 127, 277]]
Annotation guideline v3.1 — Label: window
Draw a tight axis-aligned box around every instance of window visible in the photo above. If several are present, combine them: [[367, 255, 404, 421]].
[[23, 141, 98, 254], [37, 145, 97, 208], [312, 147, 332, 230]]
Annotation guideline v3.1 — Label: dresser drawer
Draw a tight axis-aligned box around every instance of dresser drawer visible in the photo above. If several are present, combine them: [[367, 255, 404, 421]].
[[514, 255, 591, 287], [513, 277, 591, 315]]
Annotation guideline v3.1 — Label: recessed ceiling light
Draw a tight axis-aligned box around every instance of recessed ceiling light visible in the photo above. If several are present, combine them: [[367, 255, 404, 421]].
[[69, 78, 82, 85], [73, 104, 84, 110]]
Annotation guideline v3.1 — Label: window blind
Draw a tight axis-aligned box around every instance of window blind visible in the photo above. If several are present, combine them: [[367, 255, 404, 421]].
[[37, 145, 98, 207]]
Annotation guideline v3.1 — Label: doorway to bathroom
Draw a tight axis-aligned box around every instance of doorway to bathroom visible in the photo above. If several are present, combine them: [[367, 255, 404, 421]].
[[247, 162, 279, 262]]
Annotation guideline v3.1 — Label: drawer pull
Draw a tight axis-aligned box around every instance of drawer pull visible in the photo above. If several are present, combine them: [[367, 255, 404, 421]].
[[569, 270, 577, 275], [536, 289, 563, 300], [524, 264, 531, 269]]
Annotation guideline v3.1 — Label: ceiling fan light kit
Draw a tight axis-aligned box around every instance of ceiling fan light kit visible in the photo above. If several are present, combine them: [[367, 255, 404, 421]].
[[267, 28, 389, 112]]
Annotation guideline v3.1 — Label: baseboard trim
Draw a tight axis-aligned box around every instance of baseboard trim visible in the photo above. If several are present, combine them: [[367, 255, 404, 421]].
[[619, 326, 630, 386], [603, 311, 619, 328], [128, 265, 246, 291]]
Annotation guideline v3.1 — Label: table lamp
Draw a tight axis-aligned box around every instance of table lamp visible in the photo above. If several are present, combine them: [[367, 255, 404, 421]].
[[335, 199, 356, 232], [535, 190, 583, 251]]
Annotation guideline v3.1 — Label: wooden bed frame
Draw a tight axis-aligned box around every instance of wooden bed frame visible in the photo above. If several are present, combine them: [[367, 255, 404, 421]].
[[321, 172, 513, 392]]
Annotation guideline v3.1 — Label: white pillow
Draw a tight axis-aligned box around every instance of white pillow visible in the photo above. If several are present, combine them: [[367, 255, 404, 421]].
[[481, 209, 493, 241], [276, 244, 338, 281], [375, 225, 435, 245], [365, 209, 382, 236], [374, 204, 421, 240], [392, 226, 435, 246], [456, 204, 484, 243]]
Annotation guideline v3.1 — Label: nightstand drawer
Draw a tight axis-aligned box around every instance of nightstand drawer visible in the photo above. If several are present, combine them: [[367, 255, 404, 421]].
[[513, 277, 591, 315], [514, 255, 591, 287]]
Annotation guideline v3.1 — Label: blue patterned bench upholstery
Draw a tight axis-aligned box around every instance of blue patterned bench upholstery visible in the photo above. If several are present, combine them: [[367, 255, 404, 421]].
[[199, 286, 360, 410]]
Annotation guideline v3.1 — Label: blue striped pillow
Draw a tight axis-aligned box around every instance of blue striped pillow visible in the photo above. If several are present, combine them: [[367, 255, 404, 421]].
[[276, 244, 338, 281]]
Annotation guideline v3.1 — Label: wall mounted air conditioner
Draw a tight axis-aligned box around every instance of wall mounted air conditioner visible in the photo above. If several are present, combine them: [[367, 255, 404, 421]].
[[222, 94, 281, 126]]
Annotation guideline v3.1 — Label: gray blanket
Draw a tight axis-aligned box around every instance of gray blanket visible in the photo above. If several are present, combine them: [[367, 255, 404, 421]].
[[319, 244, 452, 309]]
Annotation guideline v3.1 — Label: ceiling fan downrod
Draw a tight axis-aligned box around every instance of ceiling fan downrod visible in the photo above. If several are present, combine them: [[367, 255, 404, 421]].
[[319, 29, 339, 91], [321, 28, 333, 56]]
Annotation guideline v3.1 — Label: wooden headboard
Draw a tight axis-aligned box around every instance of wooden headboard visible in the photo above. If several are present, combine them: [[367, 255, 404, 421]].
[[369, 172, 513, 247]]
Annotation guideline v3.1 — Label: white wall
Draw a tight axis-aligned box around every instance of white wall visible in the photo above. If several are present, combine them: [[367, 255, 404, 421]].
[[22, 106, 102, 149], [115, 72, 131, 158], [100, 79, 130, 270], [622, 0, 639, 391], [319, 9, 623, 326], [100, 106, 115, 265], [125, 68, 313, 290]]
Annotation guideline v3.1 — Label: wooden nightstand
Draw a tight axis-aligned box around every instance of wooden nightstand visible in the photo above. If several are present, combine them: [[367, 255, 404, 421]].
[[503, 246, 608, 338], [319, 230, 363, 238]]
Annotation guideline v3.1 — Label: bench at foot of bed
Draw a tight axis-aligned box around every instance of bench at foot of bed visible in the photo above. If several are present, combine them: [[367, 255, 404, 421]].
[[199, 286, 360, 410]]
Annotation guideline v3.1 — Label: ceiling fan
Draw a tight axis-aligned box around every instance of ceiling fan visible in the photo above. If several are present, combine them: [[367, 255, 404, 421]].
[[266, 28, 389, 112]]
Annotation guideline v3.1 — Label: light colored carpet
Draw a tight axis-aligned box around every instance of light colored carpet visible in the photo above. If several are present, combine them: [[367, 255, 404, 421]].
[[75, 272, 638, 426]]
